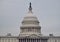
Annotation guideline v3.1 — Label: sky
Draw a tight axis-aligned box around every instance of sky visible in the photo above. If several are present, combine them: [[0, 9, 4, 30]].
[[0, 0, 60, 36]]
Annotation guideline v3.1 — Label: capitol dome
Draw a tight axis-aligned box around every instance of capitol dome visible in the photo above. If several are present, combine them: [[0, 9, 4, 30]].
[[21, 3, 40, 27], [20, 2, 41, 36]]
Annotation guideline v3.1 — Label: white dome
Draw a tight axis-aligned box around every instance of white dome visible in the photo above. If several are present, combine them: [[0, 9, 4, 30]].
[[20, 3, 41, 36], [24, 11, 38, 20], [22, 12, 39, 23], [21, 11, 39, 26]]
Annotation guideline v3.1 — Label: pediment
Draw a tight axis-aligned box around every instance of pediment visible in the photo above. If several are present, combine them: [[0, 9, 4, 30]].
[[26, 34, 40, 38]]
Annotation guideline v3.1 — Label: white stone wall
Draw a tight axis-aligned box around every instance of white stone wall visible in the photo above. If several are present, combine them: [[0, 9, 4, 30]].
[[48, 37, 60, 42], [0, 37, 19, 42]]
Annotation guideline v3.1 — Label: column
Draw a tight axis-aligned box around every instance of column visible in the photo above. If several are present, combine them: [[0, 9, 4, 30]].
[[34, 39, 36, 42], [24, 39, 25, 42], [25, 38, 26, 42], [34, 39, 35, 42], [19, 39, 20, 42], [37, 39, 38, 42], [27, 39, 28, 42], [38, 39, 39, 42], [26, 39, 27, 42], [36, 39, 37, 42], [29, 38, 30, 42], [40, 39, 41, 42], [22, 39, 23, 42], [20, 39, 21, 42], [39, 39, 40, 42], [30, 38, 31, 42], [21, 39, 22, 42], [33, 39, 34, 42], [32, 39, 33, 42], [31, 39, 32, 42], [27, 39, 29, 42], [31, 39, 33, 42]]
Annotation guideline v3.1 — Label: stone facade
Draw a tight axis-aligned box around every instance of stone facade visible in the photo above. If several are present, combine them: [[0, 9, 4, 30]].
[[0, 36, 60, 42], [0, 36, 19, 42], [48, 36, 60, 42]]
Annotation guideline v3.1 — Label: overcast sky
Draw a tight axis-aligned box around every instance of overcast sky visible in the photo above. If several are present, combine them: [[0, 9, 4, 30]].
[[0, 0, 60, 36]]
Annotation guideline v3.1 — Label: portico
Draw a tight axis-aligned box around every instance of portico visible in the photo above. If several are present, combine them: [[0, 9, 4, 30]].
[[19, 37, 48, 42]]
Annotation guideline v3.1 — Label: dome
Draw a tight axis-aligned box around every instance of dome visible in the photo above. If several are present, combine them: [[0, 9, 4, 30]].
[[21, 2, 39, 24], [23, 12, 38, 21], [20, 2, 41, 36], [21, 11, 40, 27]]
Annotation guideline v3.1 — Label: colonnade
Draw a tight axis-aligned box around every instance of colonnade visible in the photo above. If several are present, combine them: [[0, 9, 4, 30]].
[[19, 38, 47, 42]]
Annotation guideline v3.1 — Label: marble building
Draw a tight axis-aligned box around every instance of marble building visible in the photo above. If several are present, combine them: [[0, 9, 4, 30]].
[[0, 2, 60, 42]]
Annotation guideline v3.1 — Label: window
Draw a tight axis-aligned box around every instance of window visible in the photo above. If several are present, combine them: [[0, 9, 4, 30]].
[[28, 28, 32, 32]]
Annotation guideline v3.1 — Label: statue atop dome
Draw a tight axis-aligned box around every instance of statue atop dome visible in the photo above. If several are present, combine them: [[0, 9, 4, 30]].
[[29, 2, 32, 12]]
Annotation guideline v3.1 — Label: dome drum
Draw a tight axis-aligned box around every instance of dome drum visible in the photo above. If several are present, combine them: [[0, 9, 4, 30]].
[[20, 26, 41, 33], [20, 27, 41, 33]]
